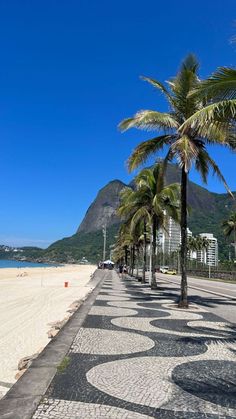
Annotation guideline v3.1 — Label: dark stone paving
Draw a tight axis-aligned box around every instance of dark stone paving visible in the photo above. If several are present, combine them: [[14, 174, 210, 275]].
[[32, 271, 236, 418]]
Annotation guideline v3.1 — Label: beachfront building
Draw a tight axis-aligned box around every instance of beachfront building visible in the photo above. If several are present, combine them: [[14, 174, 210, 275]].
[[157, 217, 192, 254], [157, 217, 180, 254], [197, 233, 218, 267]]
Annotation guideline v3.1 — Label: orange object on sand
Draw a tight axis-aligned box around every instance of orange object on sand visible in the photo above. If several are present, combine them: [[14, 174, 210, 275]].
[[64, 281, 68, 288]]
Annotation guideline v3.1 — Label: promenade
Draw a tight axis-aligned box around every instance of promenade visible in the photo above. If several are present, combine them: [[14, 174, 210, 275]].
[[2, 269, 236, 418]]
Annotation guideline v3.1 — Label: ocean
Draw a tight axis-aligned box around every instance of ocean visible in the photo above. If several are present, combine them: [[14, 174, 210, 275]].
[[0, 259, 56, 268]]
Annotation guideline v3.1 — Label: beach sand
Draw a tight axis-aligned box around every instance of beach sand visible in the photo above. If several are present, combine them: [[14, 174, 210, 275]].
[[0, 264, 96, 397]]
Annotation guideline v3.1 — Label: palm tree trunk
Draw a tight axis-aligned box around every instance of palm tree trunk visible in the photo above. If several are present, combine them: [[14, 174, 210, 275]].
[[124, 246, 128, 266], [149, 223, 153, 286], [131, 245, 135, 276], [234, 227, 236, 260], [151, 215, 158, 289], [128, 246, 132, 275], [142, 221, 147, 284], [179, 168, 188, 308], [136, 246, 140, 280]]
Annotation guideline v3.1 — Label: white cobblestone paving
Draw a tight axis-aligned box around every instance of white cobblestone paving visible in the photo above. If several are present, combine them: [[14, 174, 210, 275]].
[[162, 303, 208, 312], [107, 300, 175, 309], [86, 342, 236, 416], [187, 320, 234, 332], [33, 399, 153, 418], [96, 295, 130, 301], [110, 316, 228, 338], [89, 306, 138, 316], [70, 327, 155, 355], [32, 270, 236, 418], [107, 300, 203, 317]]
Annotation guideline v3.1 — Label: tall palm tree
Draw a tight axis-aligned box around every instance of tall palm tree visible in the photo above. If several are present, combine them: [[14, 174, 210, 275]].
[[113, 222, 134, 271], [119, 55, 231, 307], [222, 212, 236, 259], [133, 164, 180, 289], [187, 235, 209, 269], [118, 163, 180, 289], [117, 187, 148, 283]]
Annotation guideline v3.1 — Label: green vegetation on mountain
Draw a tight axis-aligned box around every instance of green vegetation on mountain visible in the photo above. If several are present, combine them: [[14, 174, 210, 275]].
[[2, 164, 235, 265], [45, 224, 119, 263]]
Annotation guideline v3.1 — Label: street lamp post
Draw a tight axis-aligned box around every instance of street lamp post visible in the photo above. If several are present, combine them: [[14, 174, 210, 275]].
[[149, 224, 153, 286], [102, 225, 107, 261]]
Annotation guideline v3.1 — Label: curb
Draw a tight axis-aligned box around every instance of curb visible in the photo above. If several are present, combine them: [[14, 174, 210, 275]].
[[0, 269, 107, 419]]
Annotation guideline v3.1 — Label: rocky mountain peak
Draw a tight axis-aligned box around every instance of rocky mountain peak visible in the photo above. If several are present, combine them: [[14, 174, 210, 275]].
[[77, 179, 127, 233]]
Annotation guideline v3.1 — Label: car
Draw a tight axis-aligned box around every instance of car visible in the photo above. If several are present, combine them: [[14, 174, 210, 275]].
[[160, 266, 169, 273], [165, 269, 177, 275]]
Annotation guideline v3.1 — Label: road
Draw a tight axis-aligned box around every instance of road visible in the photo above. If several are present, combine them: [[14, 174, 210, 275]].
[[156, 272, 236, 324]]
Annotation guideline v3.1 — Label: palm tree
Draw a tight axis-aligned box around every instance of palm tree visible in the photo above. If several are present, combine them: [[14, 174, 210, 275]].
[[196, 236, 210, 267], [117, 187, 148, 283], [118, 163, 180, 289], [133, 164, 180, 289], [222, 212, 236, 260], [119, 54, 231, 307], [187, 236, 209, 269], [114, 222, 135, 273]]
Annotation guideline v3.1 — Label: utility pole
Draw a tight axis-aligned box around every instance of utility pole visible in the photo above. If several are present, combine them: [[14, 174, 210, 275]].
[[102, 225, 107, 261], [149, 224, 153, 286]]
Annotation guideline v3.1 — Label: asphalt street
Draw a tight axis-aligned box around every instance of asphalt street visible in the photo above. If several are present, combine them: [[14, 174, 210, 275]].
[[157, 273, 236, 324]]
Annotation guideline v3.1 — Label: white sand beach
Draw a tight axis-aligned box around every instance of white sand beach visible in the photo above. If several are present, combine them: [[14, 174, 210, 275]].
[[0, 264, 95, 397]]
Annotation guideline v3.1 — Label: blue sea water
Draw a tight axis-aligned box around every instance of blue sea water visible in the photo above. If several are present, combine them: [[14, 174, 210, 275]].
[[0, 259, 56, 268]]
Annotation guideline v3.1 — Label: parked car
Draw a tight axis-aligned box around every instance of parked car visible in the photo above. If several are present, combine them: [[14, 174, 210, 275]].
[[165, 269, 177, 275], [160, 266, 169, 273]]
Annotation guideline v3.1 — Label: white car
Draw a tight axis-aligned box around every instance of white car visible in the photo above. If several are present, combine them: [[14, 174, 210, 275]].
[[160, 266, 169, 274]]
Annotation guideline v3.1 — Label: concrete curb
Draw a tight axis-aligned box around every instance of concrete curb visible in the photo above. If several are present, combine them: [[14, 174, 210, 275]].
[[0, 269, 107, 419]]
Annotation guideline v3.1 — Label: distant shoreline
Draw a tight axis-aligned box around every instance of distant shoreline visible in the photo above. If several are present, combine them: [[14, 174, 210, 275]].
[[0, 258, 92, 269], [0, 259, 59, 269]]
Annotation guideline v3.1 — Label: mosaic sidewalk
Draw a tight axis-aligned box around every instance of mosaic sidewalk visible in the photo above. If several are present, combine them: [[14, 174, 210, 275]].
[[32, 270, 236, 418]]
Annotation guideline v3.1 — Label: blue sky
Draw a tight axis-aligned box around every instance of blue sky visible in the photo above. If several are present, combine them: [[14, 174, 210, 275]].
[[0, 0, 235, 247]]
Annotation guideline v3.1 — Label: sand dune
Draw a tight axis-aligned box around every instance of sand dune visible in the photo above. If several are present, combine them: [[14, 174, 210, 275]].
[[0, 264, 95, 397]]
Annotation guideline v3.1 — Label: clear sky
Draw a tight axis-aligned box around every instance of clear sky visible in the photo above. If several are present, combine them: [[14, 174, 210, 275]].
[[0, 0, 235, 247]]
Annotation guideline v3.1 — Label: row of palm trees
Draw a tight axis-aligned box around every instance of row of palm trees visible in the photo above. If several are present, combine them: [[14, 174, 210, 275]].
[[223, 212, 236, 259], [187, 235, 210, 254], [115, 164, 180, 288], [114, 54, 236, 308]]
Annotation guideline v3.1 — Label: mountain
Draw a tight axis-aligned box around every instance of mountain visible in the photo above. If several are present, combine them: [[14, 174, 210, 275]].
[[19, 163, 235, 264], [77, 180, 126, 233], [41, 163, 235, 263]]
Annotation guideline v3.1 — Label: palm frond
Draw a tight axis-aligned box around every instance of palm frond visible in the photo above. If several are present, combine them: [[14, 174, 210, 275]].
[[135, 169, 155, 191], [168, 54, 200, 119], [119, 110, 179, 132], [170, 135, 199, 172], [140, 76, 175, 106], [180, 100, 236, 138], [130, 207, 150, 233], [190, 67, 236, 100], [153, 161, 165, 193], [196, 149, 233, 196], [128, 134, 176, 172], [222, 213, 236, 237]]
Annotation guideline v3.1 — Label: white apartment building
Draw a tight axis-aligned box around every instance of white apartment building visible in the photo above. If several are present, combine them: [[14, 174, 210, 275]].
[[158, 217, 192, 254], [197, 233, 218, 267]]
